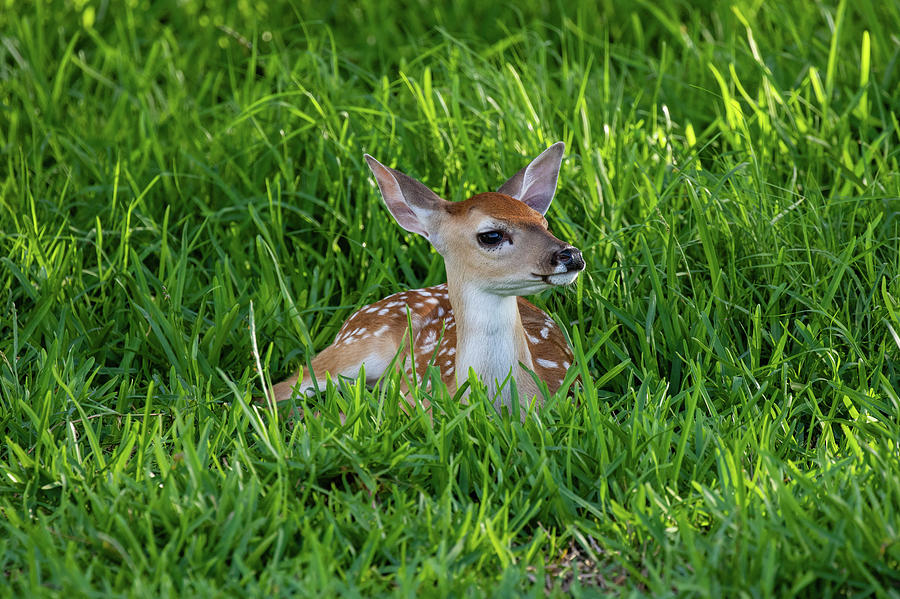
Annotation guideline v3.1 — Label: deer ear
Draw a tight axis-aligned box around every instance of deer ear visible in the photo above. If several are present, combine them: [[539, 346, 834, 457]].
[[364, 155, 443, 238], [497, 142, 565, 215]]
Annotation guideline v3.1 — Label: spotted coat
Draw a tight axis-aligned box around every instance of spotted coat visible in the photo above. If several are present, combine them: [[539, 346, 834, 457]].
[[331, 283, 573, 395]]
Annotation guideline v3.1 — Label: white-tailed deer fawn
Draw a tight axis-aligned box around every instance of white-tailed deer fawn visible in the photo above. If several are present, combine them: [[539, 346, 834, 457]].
[[271, 142, 584, 413]]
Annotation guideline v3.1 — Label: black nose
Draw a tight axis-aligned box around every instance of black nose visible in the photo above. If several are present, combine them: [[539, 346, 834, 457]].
[[552, 247, 584, 271]]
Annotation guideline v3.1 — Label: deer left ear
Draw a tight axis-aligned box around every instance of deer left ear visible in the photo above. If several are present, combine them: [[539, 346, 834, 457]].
[[364, 154, 444, 239], [497, 142, 565, 215]]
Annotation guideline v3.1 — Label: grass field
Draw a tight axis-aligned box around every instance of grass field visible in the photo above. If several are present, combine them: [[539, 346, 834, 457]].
[[2, 0, 900, 596]]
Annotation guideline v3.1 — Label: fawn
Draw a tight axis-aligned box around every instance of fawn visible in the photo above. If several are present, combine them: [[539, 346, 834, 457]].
[[271, 142, 585, 413]]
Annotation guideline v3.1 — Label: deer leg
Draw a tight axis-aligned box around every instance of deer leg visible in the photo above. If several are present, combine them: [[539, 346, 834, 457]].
[[270, 331, 411, 402]]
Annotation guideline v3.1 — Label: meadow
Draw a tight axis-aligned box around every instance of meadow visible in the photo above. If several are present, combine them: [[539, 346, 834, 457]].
[[2, 0, 899, 596]]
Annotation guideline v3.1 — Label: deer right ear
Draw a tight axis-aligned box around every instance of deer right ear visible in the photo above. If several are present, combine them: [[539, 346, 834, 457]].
[[364, 154, 443, 239], [496, 142, 565, 215]]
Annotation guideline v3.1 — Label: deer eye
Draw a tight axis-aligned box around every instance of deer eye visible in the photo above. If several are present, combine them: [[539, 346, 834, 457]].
[[477, 230, 506, 247]]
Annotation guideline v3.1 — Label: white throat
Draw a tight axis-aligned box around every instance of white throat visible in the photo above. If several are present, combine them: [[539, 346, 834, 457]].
[[448, 283, 536, 410]]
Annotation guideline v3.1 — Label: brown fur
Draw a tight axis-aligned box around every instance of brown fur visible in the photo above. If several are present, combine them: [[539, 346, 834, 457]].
[[270, 283, 573, 405]]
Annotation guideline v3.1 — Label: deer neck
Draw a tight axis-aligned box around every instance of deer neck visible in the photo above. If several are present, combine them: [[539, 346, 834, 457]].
[[447, 280, 537, 410]]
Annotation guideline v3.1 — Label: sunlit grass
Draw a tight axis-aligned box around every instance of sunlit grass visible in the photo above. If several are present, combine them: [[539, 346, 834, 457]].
[[1, 0, 899, 596]]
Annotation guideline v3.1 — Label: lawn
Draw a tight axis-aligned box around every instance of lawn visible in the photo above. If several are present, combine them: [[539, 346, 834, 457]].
[[2, 0, 899, 596]]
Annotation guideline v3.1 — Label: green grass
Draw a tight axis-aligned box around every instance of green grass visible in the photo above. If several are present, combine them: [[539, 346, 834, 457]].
[[2, 0, 899, 596]]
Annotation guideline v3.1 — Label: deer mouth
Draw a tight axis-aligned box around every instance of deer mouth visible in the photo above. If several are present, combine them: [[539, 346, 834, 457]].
[[531, 272, 568, 287], [532, 272, 579, 286]]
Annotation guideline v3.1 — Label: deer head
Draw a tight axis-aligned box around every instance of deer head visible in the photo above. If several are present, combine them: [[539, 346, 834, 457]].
[[363, 142, 584, 298]]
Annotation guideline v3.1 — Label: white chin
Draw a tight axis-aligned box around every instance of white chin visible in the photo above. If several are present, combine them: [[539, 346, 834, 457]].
[[547, 271, 579, 286], [510, 282, 550, 295]]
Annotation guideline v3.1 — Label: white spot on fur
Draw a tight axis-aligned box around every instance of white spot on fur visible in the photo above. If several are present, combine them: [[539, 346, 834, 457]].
[[536, 358, 558, 369], [563, 361, 570, 369], [540, 327, 550, 339], [526, 333, 540, 344], [419, 329, 438, 353], [373, 325, 390, 337], [378, 308, 389, 316]]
